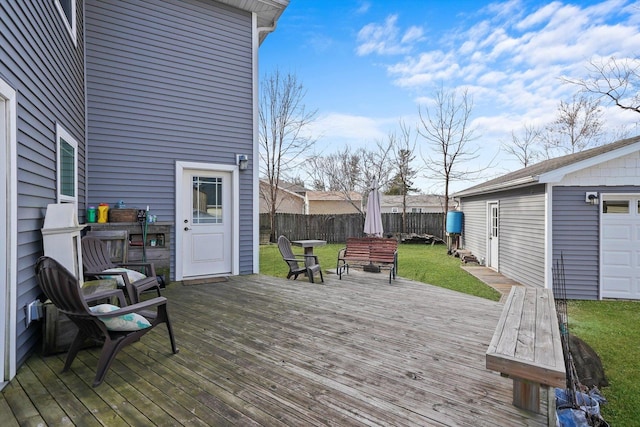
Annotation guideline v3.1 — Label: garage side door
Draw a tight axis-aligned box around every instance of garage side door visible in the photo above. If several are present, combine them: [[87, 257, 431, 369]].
[[601, 195, 640, 299]]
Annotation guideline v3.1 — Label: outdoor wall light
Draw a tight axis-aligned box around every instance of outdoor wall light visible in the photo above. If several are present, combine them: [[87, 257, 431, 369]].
[[585, 192, 599, 205], [236, 154, 249, 170]]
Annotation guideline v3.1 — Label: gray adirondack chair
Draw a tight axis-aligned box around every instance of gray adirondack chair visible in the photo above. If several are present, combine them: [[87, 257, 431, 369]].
[[35, 256, 178, 387], [277, 235, 323, 283]]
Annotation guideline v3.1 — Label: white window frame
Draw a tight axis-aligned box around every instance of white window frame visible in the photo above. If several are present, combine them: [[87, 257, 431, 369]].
[[55, 0, 77, 46], [56, 123, 78, 204]]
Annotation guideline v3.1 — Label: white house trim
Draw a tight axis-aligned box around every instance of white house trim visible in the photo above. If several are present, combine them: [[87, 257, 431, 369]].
[[544, 184, 553, 290], [252, 12, 260, 273], [175, 161, 240, 281], [0, 77, 17, 389], [540, 141, 640, 183]]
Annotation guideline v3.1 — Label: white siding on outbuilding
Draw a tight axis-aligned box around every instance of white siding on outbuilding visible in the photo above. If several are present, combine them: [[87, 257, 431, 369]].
[[459, 197, 487, 262], [460, 185, 545, 288], [499, 187, 545, 288]]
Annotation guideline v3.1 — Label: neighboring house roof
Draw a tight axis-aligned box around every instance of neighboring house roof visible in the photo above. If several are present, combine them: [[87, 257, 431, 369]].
[[306, 191, 362, 214], [219, 0, 289, 43], [258, 180, 305, 214], [259, 179, 308, 194], [455, 136, 640, 197], [306, 191, 362, 201], [279, 181, 308, 194], [259, 180, 305, 199]]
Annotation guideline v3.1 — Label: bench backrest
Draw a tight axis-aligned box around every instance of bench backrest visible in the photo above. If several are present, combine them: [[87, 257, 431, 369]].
[[344, 237, 397, 263]]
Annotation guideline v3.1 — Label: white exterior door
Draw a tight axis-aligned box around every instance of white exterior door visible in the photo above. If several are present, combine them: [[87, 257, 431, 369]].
[[181, 169, 233, 278], [601, 195, 640, 299], [488, 202, 499, 269]]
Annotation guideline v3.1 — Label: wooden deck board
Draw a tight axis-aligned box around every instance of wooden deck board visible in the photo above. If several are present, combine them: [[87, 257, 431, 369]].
[[2, 273, 547, 426]]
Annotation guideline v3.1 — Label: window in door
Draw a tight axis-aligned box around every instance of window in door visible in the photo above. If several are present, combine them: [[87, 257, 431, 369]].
[[603, 200, 629, 214], [56, 124, 78, 204], [192, 176, 223, 224], [491, 205, 499, 238]]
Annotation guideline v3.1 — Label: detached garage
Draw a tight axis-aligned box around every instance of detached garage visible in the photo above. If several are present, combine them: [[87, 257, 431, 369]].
[[454, 136, 640, 300]]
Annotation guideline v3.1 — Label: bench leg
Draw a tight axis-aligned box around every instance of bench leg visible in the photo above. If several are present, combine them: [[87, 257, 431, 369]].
[[545, 385, 556, 427], [337, 264, 348, 280], [512, 378, 540, 413]]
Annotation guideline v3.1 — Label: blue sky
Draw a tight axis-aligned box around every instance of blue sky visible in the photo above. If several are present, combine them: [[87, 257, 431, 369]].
[[259, 0, 640, 193]]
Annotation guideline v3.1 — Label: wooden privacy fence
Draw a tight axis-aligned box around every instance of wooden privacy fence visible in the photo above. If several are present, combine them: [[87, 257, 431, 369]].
[[260, 213, 445, 244]]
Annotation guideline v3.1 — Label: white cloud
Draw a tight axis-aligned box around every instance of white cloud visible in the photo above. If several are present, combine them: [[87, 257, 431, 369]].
[[379, 0, 640, 133], [345, 1, 640, 190], [355, 1, 370, 14], [401, 26, 425, 44], [306, 113, 390, 147], [356, 15, 424, 56], [515, 1, 562, 30]]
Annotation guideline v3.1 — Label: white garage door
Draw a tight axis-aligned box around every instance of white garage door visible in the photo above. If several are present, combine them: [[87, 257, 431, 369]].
[[601, 195, 640, 299]]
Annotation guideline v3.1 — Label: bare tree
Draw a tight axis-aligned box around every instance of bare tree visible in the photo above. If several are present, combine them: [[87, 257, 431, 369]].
[[542, 94, 603, 158], [417, 87, 481, 215], [305, 141, 395, 214], [564, 56, 640, 114], [259, 69, 317, 242], [386, 121, 419, 233], [502, 123, 541, 167], [306, 147, 360, 191]]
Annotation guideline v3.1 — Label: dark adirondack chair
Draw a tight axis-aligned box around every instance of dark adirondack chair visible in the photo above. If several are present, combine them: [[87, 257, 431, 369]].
[[277, 235, 323, 283], [82, 236, 161, 304], [35, 256, 178, 387]]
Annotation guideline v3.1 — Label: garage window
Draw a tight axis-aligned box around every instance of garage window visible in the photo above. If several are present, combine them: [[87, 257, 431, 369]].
[[603, 200, 629, 214]]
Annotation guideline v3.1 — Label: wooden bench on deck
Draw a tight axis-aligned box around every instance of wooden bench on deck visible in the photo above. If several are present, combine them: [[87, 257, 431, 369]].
[[336, 237, 398, 284], [486, 286, 566, 426]]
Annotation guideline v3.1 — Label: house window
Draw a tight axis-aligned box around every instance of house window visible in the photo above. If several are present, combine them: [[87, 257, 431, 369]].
[[55, 0, 77, 45], [57, 124, 78, 203], [391, 207, 399, 213], [411, 208, 423, 213]]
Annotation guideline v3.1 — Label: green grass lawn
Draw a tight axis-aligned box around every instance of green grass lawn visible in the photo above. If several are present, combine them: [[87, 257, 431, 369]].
[[567, 300, 640, 425], [260, 242, 501, 300], [260, 242, 638, 424]]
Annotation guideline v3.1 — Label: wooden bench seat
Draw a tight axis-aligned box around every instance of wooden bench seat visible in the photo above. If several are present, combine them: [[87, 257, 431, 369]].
[[336, 237, 398, 283], [486, 286, 566, 426]]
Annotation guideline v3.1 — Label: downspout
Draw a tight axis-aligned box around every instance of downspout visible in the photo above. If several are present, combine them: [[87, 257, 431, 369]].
[[252, 21, 277, 273], [82, 1, 89, 214]]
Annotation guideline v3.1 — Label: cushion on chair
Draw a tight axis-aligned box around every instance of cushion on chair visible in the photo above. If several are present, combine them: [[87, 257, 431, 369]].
[[99, 267, 147, 288], [90, 304, 152, 331]]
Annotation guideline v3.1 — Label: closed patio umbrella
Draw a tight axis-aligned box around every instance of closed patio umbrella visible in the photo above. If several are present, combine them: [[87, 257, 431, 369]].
[[363, 179, 383, 237]]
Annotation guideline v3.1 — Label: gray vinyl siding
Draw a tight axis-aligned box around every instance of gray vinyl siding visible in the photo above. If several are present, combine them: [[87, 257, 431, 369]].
[[460, 185, 546, 288], [498, 186, 545, 288], [459, 198, 487, 262], [552, 185, 640, 300], [85, 0, 255, 276], [1, 2, 85, 365]]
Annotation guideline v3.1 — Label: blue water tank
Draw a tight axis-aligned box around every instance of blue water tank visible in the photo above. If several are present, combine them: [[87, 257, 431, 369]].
[[446, 210, 463, 234]]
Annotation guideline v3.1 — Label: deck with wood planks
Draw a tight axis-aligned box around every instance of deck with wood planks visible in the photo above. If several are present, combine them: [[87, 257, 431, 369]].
[[1, 272, 548, 426]]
